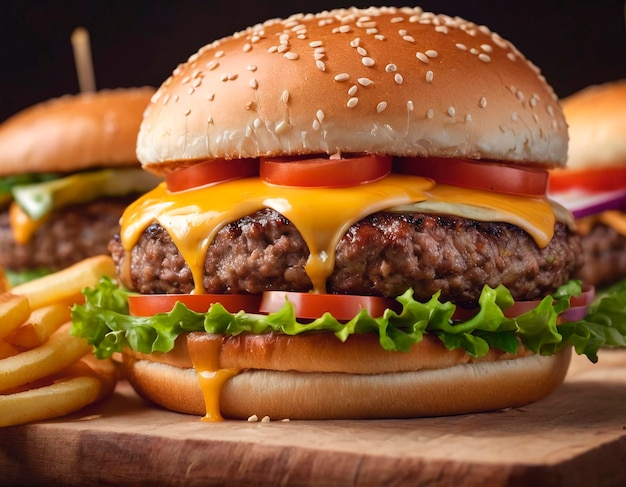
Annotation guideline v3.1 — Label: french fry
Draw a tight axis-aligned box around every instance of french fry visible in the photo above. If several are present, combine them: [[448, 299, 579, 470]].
[[4, 303, 72, 350], [0, 339, 19, 359], [0, 376, 101, 427], [0, 323, 91, 392], [0, 293, 31, 339], [10, 255, 115, 310], [0, 265, 9, 293], [0, 353, 118, 427]]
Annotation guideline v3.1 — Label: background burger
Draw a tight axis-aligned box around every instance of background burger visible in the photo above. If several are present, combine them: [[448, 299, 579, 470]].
[[548, 79, 626, 290], [0, 87, 161, 285], [72, 6, 625, 421]]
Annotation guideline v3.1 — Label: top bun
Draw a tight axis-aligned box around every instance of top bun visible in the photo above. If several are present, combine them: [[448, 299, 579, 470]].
[[561, 79, 626, 171], [0, 87, 154, 176], [137, 6, 567, 174]]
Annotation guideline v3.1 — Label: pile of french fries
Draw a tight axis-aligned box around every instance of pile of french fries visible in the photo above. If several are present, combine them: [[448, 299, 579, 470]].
[[0, 255, 119, 427]]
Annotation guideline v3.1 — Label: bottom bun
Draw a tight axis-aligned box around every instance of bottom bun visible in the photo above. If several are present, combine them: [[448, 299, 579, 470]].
[[122, 336, 572, 420]]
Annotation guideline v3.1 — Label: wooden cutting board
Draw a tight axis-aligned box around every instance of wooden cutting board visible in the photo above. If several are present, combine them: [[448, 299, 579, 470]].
[[1, 349, 625, 486]]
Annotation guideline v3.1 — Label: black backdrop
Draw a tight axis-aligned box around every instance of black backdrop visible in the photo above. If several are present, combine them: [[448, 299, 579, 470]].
[[2, 0, 625, 121]]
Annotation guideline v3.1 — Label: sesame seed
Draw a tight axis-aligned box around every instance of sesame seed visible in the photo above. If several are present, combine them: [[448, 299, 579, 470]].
[[447, 107, 456, 117], [312, 120, 321, 130], [394, 73, 403, 84], [391, 16, 404, 23], [348, 85, 358, 96], [247, 65, 257, 71], [516, 90, 524, 102], [309, 40, 323, 47], [245, 101, 254, 110], [334, 73, 349, 82], [268, 46, 278, 54], [163, 94, 170, 105], [511, 112, 518, 121], [339, 25, 351, 33], [435, 25, 449, 34], [374, 34, 385, 40], [316, 60, 326, 71], [247, 415, 258, 422], [407, 100, 414, 111], [314, 52, 325, 60], [347, 97, 359, 108], [215, 50, 224, 58], [281, 90, 290, 103], [357, 77, 373, 86], [470, 48, 479, 55], [425, 71, 433, 83], [193, 78, 202, 88], [207, 93, 215, 101], [533, 113, 539, 123], [478, 53, 491, 63], [275, 120, 289, 133], [207, 116, 213, 124], [426, 108, 434, 119], [455, 43, 467, 51], [181, 76, 190, 84], [316, 109, 325, 122], [362, 57, 375, 66], [376, 101, 387, 113], [480, 44, 493, 52], [385, 63, 397, 72], [243, 43, 252, 52], [465, 114, 472, 122], [250, 79, 258, 89], [416, 52, 429, 63], [350, 38, 361, 47], [529, 96, 538, 107], [403, 35, 415, 43], [425, 49, 438, 58], [253, 118, 262, 128], [479, 97, 487, 108], [284, 52, 299, 60], [187, 88, 194, 95], [399, 29, 407, 36], [507, 52, 517, 62], [546, 105, 555, 117], [184, 108, 191, 116], [261, 416, 271, 423], [357, 46, 367, 56]]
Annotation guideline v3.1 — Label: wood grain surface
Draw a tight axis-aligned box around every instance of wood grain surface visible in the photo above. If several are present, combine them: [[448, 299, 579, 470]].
[[1, 349, 625, 486]]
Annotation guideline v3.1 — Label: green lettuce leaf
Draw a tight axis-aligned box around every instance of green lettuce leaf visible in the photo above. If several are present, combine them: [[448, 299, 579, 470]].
[[70, 277, 626, 362]]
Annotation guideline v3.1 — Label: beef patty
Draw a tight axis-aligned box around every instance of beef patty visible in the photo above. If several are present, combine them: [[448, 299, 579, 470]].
[[0, 197, 134, 272], [110, 208, 583, 307]]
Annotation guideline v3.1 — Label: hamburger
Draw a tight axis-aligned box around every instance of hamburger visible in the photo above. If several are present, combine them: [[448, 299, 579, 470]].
[[72, 6, 625, 421], [0, 87, 161, 285], [548, 79, 626, 289]]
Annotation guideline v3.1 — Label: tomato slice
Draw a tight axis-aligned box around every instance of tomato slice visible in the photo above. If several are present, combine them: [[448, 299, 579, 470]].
[[260, 154, 392, 187], [259, 291, 400, 320], [548, 166, 626, 194], [128, 294, 262, 316], [165, 158, 259, 192], [395, 157, 548, 197]]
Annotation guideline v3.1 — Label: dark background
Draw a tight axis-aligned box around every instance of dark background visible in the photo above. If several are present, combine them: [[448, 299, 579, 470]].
[[2, 0, 625, 122]]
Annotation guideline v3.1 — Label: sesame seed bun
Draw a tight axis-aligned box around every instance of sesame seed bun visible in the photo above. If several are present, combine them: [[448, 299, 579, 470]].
[[0, 87, 154, 176], [137, 6, 567, 174], [123, 332, 572, 420], [560, 79, 626, 170]]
